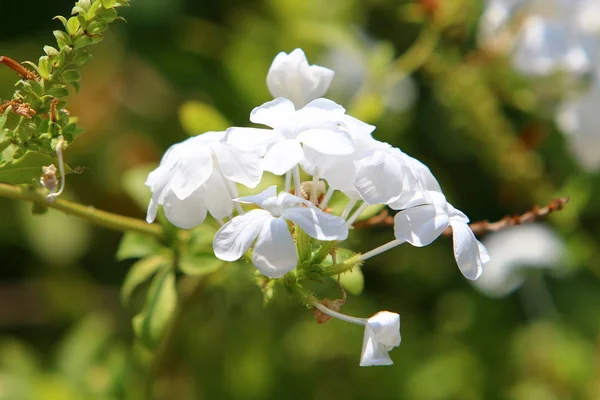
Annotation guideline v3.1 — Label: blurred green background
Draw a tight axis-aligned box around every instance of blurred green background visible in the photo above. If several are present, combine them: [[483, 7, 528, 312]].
[[1, 0, 600, 399]]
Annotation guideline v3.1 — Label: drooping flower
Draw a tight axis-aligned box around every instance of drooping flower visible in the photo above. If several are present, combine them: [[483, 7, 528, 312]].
[[146, 131, 263, 229], [213, 186, 348, 278], [266, 48, 335, 109], [360, 311, 402, 367], [225, 98, 355, 176], [391, 191, 489, 280]]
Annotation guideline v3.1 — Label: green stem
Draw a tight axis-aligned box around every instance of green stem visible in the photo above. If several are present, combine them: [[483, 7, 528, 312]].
[[0, 182, 164, 240], [295, 224, 312, 263], [323, 254, 363, 276], [311, 241, 336, 265]]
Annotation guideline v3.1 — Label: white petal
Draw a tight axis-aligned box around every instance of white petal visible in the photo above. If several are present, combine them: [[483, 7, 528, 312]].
[[225, 127, 283, 155], [213, 209, 271, 262], [212, 142, 263, 188], [275, 191, 312, 209], [170, 146, 214, 200], [146, 197, 159, 223], [283, 207, 349, 241], [262, 139, 304, 175], [203, 170, 234, 220], [249, 97, 296, 128], [360, 312, 401, 367], [393, 204, 450, 247], [236, 186, 278, 207], [252, 217, 298, 278], [355, 151, 405, 205], [302, 98, 345, 113], [297, 129, 354, 155], [320, 155, 356, 191], [450, 219, 485, 280], [163, 188, 208, 229]]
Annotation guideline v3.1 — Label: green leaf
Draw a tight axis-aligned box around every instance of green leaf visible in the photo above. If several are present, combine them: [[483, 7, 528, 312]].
[[62, 69, 81, 82], [132, 268, 177, 349], [46, 85, 70, 98], [72, 51, 91, 66], [53, 30, 72, 49], [180, 253, 224, 276], [121, 254, 170, 306], [43, 46, 60, 57], [179, 101, 231, 136], [38, 56, 51, 80], [66, 17, 81, 35], [0, 151, 54, 184], [53, 16, 69, 30], [116, 231, 161, 261], [102, 0, 117, 8]]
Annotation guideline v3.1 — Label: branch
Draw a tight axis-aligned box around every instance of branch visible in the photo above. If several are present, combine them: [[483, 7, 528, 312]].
[[0, 182, 164, 241], [354, 197, 570, 237]]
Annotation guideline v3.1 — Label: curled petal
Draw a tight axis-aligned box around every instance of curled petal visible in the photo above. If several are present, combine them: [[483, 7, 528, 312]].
[[450, 219, 487, 280], [262, 139, 304, 175], [283, 207, 348, 241], [252, 217, 298, 278], [355, 151, 405, 205], [249, 97, 296, 128], [393, 204, 450, 247], [213, 209, 271, 262], [236, 186, 279, 207], [360, 312, 401, 367]]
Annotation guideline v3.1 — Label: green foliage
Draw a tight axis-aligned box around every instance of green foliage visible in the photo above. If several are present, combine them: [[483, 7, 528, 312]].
[[0, 151, 54, 184], [121, 254, 171, 306]]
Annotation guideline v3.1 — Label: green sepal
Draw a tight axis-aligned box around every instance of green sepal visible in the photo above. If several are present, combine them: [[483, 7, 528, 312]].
[[132, 267, 177, 350], [53, 30, 72, 49], [121, 253, 170, 306]]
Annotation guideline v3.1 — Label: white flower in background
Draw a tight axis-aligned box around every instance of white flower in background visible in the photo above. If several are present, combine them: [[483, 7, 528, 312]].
[[471, 224, 565, 297], [267, 48, 335, 109], [226, 98, 355, 175], [391, 191, 489, 280], [360, 311, 402, 367], [213, 186, 348, 278], [146, 131, 263, 229]]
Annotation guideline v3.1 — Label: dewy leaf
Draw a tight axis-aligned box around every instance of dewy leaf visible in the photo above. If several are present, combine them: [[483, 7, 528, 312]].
[[116, 231, 161, 261], [180, 253, 224, 276], [132, 268, 177, 349], [179, 101, 230, 136], [0, 151, 54, 184], [121, 254, 170, 306]]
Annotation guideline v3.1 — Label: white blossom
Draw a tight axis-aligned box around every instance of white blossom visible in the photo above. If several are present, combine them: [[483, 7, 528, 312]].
[[266, 48, 335, 109], [360, 311, 401, 367], [213, 186, 348, 277], [146, 131, 262, 229]]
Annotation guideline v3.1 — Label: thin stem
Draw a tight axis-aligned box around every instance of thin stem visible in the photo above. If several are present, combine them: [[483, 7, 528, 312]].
[[341, 197, 358, 219], [46, 137, 66, 202], [310, 168, 321, 204], [324, 254, 363, 276], [346, 203, 369, 227], [359, 239, 403, 262], [0, 182, 164, 240], [293, 165, 302, 197], [320, 186, 335, 210], [312, 302, 366, 326], [284, 171, 292, 193], [311, 241, 336, 265]]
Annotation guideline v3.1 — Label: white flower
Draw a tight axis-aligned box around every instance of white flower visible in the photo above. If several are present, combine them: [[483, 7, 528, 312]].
[[391, 191, 489, 280], [146, 131, 263, 229], [213, 186, 348, 278], [360, 311, 401, 367], [471, 224, 564, 297], [267, 48, 335, 109], [225, 98, 355, 175]]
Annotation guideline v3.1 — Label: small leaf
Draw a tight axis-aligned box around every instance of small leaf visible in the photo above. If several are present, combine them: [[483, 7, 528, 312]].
[[116, 231, 161, 261], [66, 17, 81, 35], [179, 101, 231, 136], [132, 268, 177, 349], [53, 16, 69, 30], [0, 151, 54, 184], [121, 254, 170, 306], [46, 85, 69, 98], [72, 51, 91, 66], [38, 56, 52, 80], [180, 253, 223, 276], [102, 0, 117, 8], [62, 69, 81, 82], [53, 30, 72, 49], [43, 46, 60, 57]]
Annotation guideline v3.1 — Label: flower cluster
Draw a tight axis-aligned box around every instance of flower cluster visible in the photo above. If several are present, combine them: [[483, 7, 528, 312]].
[[478, 0, 600, 169], [146, 48, 489, 366]]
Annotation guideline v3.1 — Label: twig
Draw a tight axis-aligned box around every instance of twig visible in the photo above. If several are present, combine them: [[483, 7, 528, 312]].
[[354, 197, 570, 237]]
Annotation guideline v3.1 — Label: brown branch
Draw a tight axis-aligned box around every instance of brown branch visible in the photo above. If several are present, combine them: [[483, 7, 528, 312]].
[[354, 197, 570, 237], [0, 56, 39, 81]]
